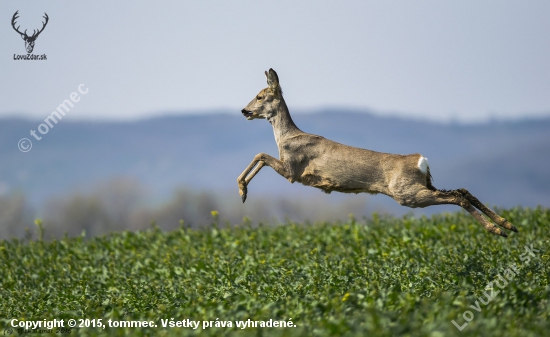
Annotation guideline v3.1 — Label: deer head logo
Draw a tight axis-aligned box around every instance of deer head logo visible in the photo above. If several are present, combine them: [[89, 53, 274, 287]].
[[12, 11, 49, 54]]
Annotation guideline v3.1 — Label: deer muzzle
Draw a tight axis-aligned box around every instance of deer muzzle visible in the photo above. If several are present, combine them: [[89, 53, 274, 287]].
[[241, 109, 254, 119]]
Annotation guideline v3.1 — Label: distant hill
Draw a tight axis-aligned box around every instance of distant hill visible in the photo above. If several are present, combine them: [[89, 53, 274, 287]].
[[1, 110, 549, 219]]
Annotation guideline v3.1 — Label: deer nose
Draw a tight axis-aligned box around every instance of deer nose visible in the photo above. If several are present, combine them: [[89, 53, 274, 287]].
[[241, 109, 254, 118]]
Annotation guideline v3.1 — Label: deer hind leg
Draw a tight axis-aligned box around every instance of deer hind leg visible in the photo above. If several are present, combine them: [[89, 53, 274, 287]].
[[403, 188, 509, 237], [456, 188, 518, 233], [237, 153, 291, 203]]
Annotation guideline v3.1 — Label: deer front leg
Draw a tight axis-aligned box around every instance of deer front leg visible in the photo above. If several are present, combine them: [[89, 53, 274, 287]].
[[237, 159, 263, 203], [237, 153, 290, 203]]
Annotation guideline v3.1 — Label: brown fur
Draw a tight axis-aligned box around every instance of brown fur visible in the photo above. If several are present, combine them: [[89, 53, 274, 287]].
[[237, 69, 518, 237]]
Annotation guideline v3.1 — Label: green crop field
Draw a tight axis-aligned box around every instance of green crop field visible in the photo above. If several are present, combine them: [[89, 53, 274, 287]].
[[1, 207, 549, 336]]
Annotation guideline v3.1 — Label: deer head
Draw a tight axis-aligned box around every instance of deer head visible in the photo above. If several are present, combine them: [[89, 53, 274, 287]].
[[241, 69, 283, 120], [12, 11, 49, 54]]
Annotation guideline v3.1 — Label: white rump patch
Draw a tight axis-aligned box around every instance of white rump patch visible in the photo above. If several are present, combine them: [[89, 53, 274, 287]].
[[417, 156, 429, 174]]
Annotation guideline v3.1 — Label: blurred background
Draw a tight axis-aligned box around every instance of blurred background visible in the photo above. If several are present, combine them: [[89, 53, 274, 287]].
[[1, 1, 549, 239]]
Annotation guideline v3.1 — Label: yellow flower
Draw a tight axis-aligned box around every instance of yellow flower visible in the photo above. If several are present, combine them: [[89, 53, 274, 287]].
[[342, 293, 350, 302]]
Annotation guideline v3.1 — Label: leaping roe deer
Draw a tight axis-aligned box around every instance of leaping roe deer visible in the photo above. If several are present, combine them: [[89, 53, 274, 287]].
[[238, 69, 518, 237]]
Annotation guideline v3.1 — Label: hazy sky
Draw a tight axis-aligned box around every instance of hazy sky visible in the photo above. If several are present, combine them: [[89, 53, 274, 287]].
[[2, 1, 549, 122]]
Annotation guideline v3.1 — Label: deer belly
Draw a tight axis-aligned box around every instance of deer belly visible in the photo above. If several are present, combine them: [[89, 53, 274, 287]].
[[299, 167, 380, 194]]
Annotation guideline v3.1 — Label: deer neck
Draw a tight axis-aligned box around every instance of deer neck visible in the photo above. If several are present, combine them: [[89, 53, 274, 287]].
[[267, 98, 301, 147]]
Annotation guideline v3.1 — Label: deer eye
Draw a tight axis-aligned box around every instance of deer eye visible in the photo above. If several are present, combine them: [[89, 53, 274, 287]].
[[257, 96, 263, 100]]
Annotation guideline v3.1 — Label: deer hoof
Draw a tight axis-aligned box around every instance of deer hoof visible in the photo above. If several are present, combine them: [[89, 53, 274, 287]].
[[496, 228, 508, 238], [486, 224, 508, 238], [239, 185, 247, 203], [504, 221, 519, 232]]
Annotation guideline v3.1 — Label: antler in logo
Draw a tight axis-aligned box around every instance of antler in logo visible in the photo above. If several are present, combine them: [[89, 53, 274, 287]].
[[12, 11, 49, 53]]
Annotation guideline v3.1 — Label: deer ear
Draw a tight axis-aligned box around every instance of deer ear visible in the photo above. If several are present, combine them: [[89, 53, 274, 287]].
[[266, 68, 279, 89]]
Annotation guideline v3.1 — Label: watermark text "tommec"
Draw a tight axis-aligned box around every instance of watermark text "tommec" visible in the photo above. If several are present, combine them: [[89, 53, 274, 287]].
[[18, 84, 88, 152]]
